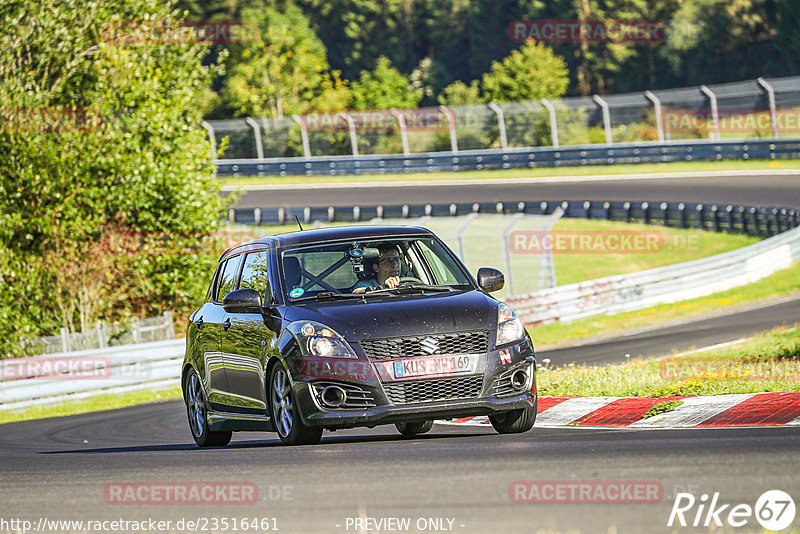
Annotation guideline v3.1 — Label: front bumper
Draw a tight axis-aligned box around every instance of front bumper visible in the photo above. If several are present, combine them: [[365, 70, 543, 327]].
[[291, 338, 537, 429], [300, 391, 535, 428]]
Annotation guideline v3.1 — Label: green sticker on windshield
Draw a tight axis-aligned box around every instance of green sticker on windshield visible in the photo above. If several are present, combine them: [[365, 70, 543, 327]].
[[290, 288, 304, 298]]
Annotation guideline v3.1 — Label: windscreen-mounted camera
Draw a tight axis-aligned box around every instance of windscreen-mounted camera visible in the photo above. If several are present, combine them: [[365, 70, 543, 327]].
[[348, 242, 379, 273]]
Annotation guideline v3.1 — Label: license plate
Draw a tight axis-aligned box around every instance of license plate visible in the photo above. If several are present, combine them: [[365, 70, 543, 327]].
[[392, 355, 477, 379]]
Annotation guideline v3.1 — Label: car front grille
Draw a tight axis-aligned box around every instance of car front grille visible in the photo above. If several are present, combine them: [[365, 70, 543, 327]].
[[360, 330, 489, 361], [382, 375, 484, 405]]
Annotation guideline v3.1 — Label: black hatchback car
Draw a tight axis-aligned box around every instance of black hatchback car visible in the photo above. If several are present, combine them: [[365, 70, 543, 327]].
[[182, 225, 537, 446]]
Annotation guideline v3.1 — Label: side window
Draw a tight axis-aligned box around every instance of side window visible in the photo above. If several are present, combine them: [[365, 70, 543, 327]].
[[215, 255, 243, 302], [240, 250, 273, 303], [416, 241, 459, 285]]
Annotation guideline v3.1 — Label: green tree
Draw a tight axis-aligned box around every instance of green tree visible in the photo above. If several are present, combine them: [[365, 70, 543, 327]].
[[349, 56, 422, 110], [0, 0, 229, 354], [481, 41, 569, 102], [222, 5, 349, 117], [437, 80, 482, 106]]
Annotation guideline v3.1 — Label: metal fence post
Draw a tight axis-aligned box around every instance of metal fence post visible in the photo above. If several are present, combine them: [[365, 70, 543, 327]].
[[163, 311, 175, 340], [96, 321, 107, 349], [501, 213, 524, 295], [201, 121, 217, 160], [439, 105, 458, 153], [455, 213, 478, 262], [131, 317, 141, 344], [337, 112, 359, 156], [244, 117, 264, 159], [644, 90, 664, 142], [700, 85, 721, 141], [389, 109, 410, 157], [60, 327, 71, 353], [291, 114, 311, 158], [592, 94, 613, 145], [488, 102, 508, 149], [540, 98, 559, 148], [757, 77, 779, 139]]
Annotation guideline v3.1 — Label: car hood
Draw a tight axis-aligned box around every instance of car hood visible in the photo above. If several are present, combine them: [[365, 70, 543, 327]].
[[283, 290, 497, 341]]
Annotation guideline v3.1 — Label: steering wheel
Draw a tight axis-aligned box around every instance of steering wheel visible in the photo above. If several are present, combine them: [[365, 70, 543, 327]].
[[397, 276, 423, 285]]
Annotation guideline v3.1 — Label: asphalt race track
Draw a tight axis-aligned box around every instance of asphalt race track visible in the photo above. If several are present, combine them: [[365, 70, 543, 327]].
[[1, 401, 800, 534], [229, 171, 800, 210], [2, 298, 800, 533]]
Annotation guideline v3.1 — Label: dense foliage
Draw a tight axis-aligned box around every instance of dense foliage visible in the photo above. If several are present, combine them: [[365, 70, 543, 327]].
[[180, 0, 799, 119], [0, 0, 230, 355]]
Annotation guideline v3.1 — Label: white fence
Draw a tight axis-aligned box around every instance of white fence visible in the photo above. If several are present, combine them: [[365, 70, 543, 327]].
[[507, 225, 800, 325], [0, 339, 184, 411]]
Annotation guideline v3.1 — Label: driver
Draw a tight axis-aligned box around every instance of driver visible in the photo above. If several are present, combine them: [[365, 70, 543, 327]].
[[352, 244, 401, 293]]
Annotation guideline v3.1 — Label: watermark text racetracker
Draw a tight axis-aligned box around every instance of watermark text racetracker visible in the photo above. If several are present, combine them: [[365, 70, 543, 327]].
[[0, 517, 278, 533], [509, 19, 664, 43], [509, 230, 702, 254], [510, 480, 663, 504]]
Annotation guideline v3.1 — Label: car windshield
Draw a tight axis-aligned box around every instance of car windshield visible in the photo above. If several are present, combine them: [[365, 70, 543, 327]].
[[280, 236, 473, 301]]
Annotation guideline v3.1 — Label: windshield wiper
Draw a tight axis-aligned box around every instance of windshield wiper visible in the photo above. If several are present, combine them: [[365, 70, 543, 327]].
[[290, 291, 367, 302], [366, 284, 457, 295]]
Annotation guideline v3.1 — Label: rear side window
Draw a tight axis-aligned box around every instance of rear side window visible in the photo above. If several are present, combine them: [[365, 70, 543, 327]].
[[239, 250, 273, 303], [215, 255, 243, 302]]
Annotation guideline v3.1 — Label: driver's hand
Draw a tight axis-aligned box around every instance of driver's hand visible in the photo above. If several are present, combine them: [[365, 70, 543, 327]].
[[385, 276, 400, 288], [353, 287, 367, 293]]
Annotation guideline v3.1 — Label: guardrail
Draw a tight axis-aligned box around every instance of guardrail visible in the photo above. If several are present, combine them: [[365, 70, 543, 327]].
[[229, 200, 800, 237], [0, 339, 183, 411], [506, 224, 800, 326], [216, 139, 800, 176]]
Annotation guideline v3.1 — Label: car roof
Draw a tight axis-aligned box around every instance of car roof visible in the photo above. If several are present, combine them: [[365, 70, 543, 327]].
[[219, 225, 435, 261]]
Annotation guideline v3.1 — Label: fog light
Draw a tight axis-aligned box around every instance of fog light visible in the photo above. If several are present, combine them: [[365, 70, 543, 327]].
[[510, 369, 528, 391], [320, 385, 347, 408]]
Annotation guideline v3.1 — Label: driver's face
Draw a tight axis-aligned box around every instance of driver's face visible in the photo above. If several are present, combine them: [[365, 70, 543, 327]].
[[374, 249, 401, 284]]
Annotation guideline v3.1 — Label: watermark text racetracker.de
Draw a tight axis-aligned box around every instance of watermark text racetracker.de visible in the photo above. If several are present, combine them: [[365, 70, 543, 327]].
[[509, 230, 702, 254], [0, 517, 278, 533], [102, 20, 258, 45]]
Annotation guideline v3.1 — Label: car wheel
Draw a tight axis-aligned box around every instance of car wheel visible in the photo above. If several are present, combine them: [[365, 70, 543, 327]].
[[269, 363, 323, 446], [395, 420, 434, 436], [185, 369, 232, 447], [489, 406, 536, 434]]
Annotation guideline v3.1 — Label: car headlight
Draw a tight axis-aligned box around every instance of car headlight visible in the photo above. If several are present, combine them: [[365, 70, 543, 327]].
[[496, 303, 525, 346], [288, 321, 358, 359]]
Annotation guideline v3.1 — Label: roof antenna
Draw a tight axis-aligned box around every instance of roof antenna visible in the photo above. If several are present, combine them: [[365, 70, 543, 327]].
[[294, 215, 304, 231]]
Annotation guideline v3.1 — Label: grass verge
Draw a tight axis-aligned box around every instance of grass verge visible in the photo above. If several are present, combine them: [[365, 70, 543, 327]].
[[537, 327, 800, 397], [550, 218, 760, 285], [532, 260, 800, 347], [0, 384, 182, 425], [219, 159, 800, 187]]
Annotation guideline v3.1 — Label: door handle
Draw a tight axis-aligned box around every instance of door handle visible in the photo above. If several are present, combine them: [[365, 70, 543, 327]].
[[223, 318, 231, 332], [194, 316, 204, 328]]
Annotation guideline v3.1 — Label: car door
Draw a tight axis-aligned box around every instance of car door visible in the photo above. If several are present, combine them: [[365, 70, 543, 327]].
[[199, 254, 243, 411], [220, 248, 280, 414]]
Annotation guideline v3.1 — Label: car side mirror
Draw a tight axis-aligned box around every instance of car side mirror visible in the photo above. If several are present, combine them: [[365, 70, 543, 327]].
[[477, 268, 504, 293], [222, 288, 263, 313]]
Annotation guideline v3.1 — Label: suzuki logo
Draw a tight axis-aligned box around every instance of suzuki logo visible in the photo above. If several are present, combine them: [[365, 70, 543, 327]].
[[420, 336, 439, 354]]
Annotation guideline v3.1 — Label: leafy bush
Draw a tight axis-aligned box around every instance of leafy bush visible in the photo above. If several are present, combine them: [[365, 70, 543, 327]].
[[0, 0, 230, 357]]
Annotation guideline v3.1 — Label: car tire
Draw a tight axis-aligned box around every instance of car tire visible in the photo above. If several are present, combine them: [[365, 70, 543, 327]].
[[489, 406, 536, 434], [185, 369, 233, 447], [268, 363, 323, 446], [395, 420, 434, 436]]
